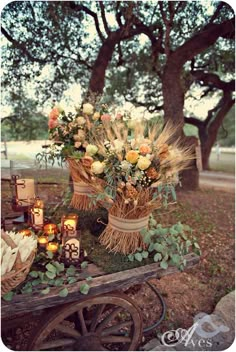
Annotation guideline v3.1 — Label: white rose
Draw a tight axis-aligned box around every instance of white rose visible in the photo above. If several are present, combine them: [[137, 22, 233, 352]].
[[86, 144, 98, 156], [120, 160, 131, 171], [112, 139, 124, 153], [82, 103, 94, 115], [91, 161, 105, 174], [137, 156, 151, 170], [76, 116, 86, 125]]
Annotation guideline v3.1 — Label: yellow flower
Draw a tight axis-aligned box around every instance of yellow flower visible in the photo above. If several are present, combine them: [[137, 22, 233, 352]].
[[82, 103, 94, 115], [86, 144, 98, 156], [91, 161, 105, 174], [126, 150, 139, 164], [137, 156, 151, 170], [92, 112, 101, 120], [76, 116, 86, 125]]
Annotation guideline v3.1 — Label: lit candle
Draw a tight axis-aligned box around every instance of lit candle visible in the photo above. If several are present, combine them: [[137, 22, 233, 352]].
[[46, 242, 59, 254], [61, 214, 78, 236], [38, 236, 48, 248], [43, 223, 57, 235], [31, 198, 44, 229], [16, 179, 35, 206], [18, 229, 32, 237]]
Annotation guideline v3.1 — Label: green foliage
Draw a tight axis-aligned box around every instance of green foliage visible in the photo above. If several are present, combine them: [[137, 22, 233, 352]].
[[2, 253, 92, 301], [129, 215, 201, 270]]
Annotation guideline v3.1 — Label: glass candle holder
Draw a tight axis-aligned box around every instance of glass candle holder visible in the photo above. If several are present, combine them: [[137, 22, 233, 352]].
[[61, 214, 78, 236], [43, 223, 57, 235], [46, 242, 59, 254], [18, 229, 32, 237], [38, 235, 48, 248]]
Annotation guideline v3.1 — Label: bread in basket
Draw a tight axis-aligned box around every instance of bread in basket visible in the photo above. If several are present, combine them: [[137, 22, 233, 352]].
[[1, 231, 37, 296]]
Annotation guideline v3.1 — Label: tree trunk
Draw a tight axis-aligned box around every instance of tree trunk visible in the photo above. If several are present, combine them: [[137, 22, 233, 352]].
[[162, 57, 199, 190], [199, 92, 234, 170], [87, 32, 121, 98]]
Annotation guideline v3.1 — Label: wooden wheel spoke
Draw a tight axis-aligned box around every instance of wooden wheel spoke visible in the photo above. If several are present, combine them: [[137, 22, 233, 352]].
[[55, 323, 81, 338], [100, 335, 132, 344], [101, 321, 133, 336], [77, 309, 88, 335], [96, 307, 123, 333], [90, 304, 106, 332], [39, 338, 76, 350]]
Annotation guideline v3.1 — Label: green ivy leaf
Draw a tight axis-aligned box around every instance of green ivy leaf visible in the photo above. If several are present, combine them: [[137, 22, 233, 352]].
[[80, 283, 90, 295], [53, 261, 65, 274], [38, 272, 45, 281], [46, 251, 54, 259], [154, 243, 164, 252], [32, 279, 41, 286], [59, 287, 69, 297], [160, 261, 168, 269], [141, 251, 149, 259], [29, 271, 39, 278], [66, 266, 76, 276], [171, 254, 181, 264], [46, 263, 57, 273], [41, 287, 50, 295], [128, 254, 134, 262], [46, 271, 56, 279], [148, 243, 154, 252], [134, 252, 143, 262], [80, 261, 88, 269], [67, 277, 77, 285], [54, 278, 65, 287], [2, 291, 14, 301], [86, 276, 93, 282], [154, 253, 162, 262]]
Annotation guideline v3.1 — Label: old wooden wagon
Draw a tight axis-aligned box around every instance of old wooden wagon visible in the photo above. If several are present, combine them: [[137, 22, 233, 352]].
[[1, 252, 199, 351]]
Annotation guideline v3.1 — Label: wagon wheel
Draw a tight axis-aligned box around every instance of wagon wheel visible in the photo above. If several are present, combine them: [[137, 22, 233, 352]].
[[28, 292, 143, 351]]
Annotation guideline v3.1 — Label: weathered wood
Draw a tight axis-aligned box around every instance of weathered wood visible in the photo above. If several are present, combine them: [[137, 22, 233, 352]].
[[1, 253, 199, 318]]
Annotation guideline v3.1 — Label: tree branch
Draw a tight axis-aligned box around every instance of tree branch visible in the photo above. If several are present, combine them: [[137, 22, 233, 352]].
[[1, 26, 47, 64], [99, 1, 111, 35], [209, 2, 227, 24], [69, 1, 105, 42], [173, 17, 235, 67], [192, 70, 235, 91], [184, 116, 204, 127]]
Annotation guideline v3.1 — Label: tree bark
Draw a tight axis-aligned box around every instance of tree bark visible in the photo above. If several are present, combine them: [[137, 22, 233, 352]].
[[87, 31, 122, 97]]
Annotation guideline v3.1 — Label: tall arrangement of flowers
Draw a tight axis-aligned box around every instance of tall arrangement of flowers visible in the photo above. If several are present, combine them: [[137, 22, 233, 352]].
[[43, 102, 128, 210], [67, 120, 194, 254]]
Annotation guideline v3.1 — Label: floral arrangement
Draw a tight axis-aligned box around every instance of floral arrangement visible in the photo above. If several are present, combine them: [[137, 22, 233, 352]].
[[40, 102, 127, 210], [67, 120, 194, 254]]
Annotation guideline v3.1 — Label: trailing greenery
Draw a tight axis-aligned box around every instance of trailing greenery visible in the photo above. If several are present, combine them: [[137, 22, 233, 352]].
[[2, 251, 91, 302], [128, 215, 201, 270]]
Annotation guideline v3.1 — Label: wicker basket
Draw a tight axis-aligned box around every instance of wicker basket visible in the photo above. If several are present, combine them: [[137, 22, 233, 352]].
[[1, 232, 36, 296]]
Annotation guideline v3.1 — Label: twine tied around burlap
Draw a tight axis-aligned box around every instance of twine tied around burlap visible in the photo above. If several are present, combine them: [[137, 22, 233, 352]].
[[99, 213, 150, 255]]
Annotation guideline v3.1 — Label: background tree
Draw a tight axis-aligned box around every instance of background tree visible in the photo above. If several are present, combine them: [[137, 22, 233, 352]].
[[1, 91, 48, 141], [1, 1, 235, 188]]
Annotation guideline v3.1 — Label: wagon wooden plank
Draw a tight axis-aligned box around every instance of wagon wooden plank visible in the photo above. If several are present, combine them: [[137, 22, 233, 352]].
[[1, 253, 199, 318]]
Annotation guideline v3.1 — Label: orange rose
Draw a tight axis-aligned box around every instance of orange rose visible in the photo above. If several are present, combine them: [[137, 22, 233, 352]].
[[49, 107, 60, 120], [81, 156, 94, 168], [48, 119, 58, 129], [139, 144, 152, 155], [126, 150, 139, 164]]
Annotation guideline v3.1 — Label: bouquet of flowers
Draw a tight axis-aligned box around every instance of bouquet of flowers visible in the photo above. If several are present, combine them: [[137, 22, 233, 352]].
[[43, 102, 126, 210], [68, 120, 194, 254]]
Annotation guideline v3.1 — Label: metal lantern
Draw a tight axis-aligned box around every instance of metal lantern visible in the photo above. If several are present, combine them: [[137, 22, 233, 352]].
[[60, 214, 81, 266], [11, 175, 36, 224], [31, 197, 44, 230]]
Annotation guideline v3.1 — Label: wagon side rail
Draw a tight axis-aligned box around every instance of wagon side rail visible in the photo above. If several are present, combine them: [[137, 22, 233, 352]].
[[1, 252, 200, 318]]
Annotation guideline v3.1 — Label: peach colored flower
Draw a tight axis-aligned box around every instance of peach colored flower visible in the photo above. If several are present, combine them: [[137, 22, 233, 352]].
[[101, 114, 111, 122], [139, 144, 152, 155], [126, 150, 139, 164], [74, 141, 82, 148], [81, 156, 94, 168], [48, 119, 58, 129], [92, 112, 100, 121], [49, 107, 60, 120]]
